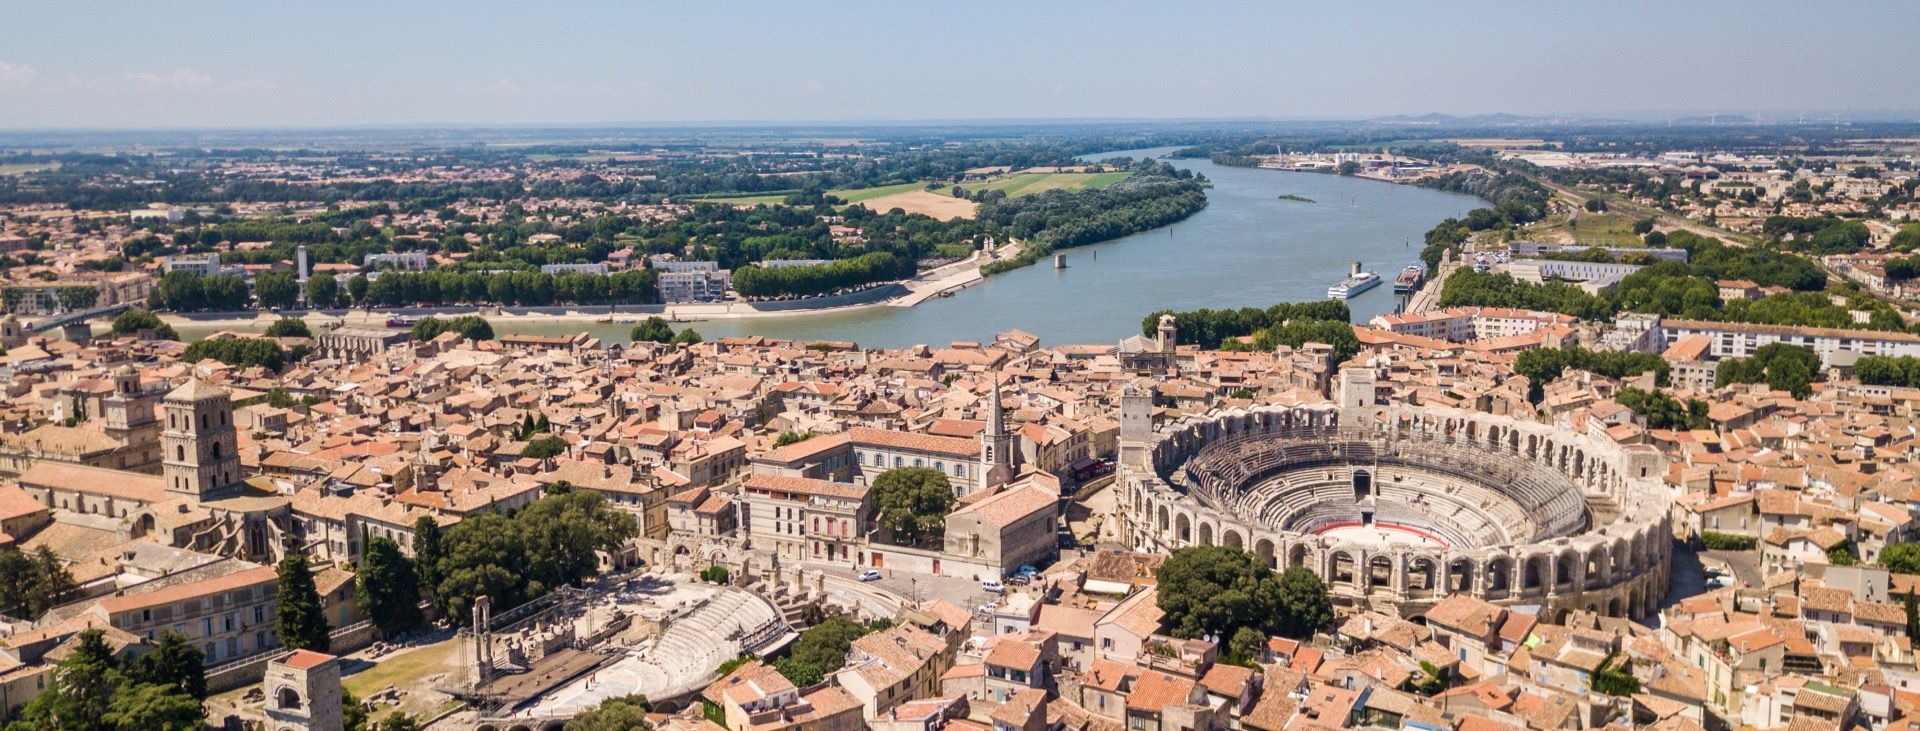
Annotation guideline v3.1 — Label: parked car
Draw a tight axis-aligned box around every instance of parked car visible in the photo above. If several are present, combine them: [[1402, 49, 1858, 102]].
[[858, 569, 882, 582], [1008, 574, 1030, 586], [1017, 565, 1039, 579], [981, 579, 1005, 593]]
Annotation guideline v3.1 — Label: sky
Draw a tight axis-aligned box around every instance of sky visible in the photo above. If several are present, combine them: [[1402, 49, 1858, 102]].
[[1, 1, 1917, 129]]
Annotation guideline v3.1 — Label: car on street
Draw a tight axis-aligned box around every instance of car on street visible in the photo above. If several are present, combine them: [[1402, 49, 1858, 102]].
[[981, 579, 1005, 593], [858, 569, 882, 582]]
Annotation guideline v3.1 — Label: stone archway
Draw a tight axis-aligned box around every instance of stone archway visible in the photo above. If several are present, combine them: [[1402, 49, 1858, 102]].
[[1367, 555, 1395, 596], [1175, 514, 1192, 544], [1447, 557, 1475, 594], [1486, 556, 1512, 597], [1287, 543, 1310, 570], [1255, 538, 1275, 568], [1223, 529, 1244, 551], [1198, 522, 1215, 547]]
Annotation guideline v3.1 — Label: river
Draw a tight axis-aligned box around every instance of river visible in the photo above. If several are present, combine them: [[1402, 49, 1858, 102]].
[[181, 147, 1479, 348]]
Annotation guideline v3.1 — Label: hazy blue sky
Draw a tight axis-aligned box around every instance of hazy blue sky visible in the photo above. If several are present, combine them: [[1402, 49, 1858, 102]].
[[2, 1, 1916, 129]]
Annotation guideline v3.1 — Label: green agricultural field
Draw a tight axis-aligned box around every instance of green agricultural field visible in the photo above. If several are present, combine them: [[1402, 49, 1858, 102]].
[[970, 171, 1131, 197], [696, 172, 1130, 208]]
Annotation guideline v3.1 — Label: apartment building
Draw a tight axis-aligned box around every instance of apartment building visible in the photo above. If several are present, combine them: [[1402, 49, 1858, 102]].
[[654, 259, 731, 302], [741, 474, 872, 563], [1662, 319, 1920, 366], [81, 564, 282, 665]]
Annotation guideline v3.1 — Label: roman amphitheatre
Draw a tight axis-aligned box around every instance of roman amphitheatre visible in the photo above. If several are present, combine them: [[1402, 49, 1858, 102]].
[[1117, 370, 1672, 621]]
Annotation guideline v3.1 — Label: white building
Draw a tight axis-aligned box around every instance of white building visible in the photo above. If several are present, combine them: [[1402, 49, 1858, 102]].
[[1661, 319, 1920, 366]]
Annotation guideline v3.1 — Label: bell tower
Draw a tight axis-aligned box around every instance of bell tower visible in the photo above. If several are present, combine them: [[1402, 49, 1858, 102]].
[[103, 365, 161, 472], [162, 379, 242, 501], [978, 373, 1016, 493]]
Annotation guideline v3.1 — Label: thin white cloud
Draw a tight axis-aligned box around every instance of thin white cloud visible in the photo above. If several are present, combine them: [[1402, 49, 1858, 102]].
[[802, 79, 827, 94], [125, 68, 213, 92], [0, 62, 38, 90]]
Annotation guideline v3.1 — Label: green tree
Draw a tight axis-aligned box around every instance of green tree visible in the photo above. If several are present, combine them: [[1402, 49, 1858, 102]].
[[523, 435, 569, 463], [347, 274, 370, 305], [343, 688, 369, 731], [125, 632, 207, 700], [1273, 567, 1334, 640], [774, 430, 816, 447], [670, 328, 704, 346], [182, 337, 286, 371], [1715, 343, 1820, 398], [100, 681, 204, 731], [0, 546, 79, 618], [1157, 547, 1330, 643], [263, 317, 312, 338], [629, 316, 676, 343], [869, 467, 955, 547], [775, 617, 877, 687], [9, 629, 118, 731], [429, 491, 637, 626], [254, 270, 300, 309], [412, 315, 494, 341], [1883, 543, 1920, 575], [565, 694, 654, 731], [275, 554, 332, 652], [1227, 626, 1267, 666], [356, 537, 426, 636], [110, 309, 178, 340], [307, 272, 340, 308]]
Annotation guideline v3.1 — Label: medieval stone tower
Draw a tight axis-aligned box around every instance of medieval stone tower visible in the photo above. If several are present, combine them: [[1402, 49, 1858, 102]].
[[1119, 381, 1154, 470], [162, 379, 241, 500], [1337, 367, 1379, 428], [264, 650, 344, 731], [103, 365, 161, 473]]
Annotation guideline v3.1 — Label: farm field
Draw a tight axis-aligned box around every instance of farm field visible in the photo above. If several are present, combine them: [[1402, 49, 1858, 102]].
[[1522, 211, 1648, 247], [700, 171, 1132, 213], [0, 163, 59, 176]]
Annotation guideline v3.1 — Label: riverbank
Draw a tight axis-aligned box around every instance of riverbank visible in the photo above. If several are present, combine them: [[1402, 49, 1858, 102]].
[[155, 244, 1017, 335]]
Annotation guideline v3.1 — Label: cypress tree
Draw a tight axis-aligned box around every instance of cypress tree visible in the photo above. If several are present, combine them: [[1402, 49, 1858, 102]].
[[275, 554, 331, 652]]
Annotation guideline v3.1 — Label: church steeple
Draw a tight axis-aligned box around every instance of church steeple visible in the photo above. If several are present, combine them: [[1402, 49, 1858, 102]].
[[978, 372, 1015, 492]]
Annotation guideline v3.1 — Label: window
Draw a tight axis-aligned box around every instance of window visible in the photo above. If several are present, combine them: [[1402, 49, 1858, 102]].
[[894, 456, 903, 468]]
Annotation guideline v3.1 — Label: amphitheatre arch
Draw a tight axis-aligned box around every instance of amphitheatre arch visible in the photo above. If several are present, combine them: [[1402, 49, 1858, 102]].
[[1119, 402, 1671, 618]]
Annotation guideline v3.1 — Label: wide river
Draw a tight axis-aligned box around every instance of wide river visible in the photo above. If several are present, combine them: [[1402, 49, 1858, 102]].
[[184, 147, 1479, 348]]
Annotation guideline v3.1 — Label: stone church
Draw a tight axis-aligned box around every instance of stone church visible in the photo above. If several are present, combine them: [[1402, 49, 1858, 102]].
[[16, 378, 292, 563]]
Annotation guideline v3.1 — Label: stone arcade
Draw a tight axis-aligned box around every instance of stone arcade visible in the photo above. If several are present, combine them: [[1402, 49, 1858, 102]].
[[1116, 370, 1671, 621]]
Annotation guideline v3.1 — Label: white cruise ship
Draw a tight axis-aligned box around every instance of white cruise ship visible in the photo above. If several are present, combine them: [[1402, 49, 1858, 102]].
[[1327, 261, 1382, 299]]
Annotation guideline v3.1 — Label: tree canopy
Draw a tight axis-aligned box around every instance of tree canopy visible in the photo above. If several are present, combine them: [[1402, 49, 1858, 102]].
[[869, 467, 955, 547], [1715, 343, 1819, 398], [412, 315, 495, 341], [1156, 546, 1330, 645], [356, 536, 426, 636], [429, 491, 638, 625], [275, 553, 332, 653], [5, 629, 205, 731], [263, 316, 312, 338], [110, 309, 178, 340], [629, 316, 676, 343], [181, 336, 286, 371]]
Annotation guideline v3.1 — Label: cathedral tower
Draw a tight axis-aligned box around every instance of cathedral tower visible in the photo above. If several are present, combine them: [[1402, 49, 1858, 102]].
[[162, 379, 241, 501]]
